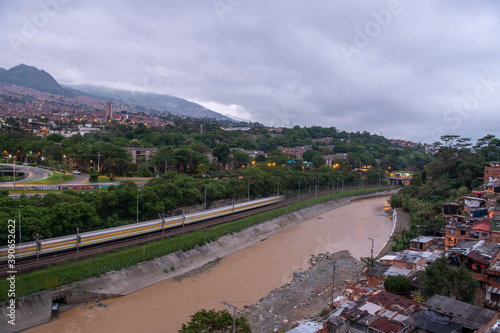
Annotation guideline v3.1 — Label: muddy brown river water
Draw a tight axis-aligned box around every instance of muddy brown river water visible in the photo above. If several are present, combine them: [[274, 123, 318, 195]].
[[27, 196, 393, 333]]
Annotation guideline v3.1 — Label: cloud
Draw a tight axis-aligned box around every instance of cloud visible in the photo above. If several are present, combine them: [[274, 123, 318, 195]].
[[1, 0, 500, 143]]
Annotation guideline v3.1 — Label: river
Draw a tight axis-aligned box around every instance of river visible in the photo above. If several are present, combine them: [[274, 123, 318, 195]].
[[27, 196, 393, 333]]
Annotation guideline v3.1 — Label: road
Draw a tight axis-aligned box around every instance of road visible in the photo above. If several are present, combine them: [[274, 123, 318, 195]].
[[0, 163, 52, 186]]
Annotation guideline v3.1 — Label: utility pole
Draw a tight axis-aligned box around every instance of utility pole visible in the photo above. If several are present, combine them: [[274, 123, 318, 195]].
[[331, 262, 336, 304], [221, 301, 237, 333], [136, 193, 140, 223], [159, 213, 166, 233], [76, 227, 81, 253], [35, 233, 41, 260], [182, 209, 185, 228], [368, 237, 374, 259], [205, 186, 211, 210], [97, 150, 101, 172], [277, 178, 280, 200]]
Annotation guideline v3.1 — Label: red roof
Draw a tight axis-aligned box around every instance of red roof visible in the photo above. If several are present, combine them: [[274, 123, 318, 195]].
[[366, 291, 423, 315], [471, 223, 490, 232], [370, 317, 402, 333]]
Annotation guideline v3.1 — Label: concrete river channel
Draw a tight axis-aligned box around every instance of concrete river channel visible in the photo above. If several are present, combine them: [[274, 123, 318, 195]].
[[26, 196, 393, 333]]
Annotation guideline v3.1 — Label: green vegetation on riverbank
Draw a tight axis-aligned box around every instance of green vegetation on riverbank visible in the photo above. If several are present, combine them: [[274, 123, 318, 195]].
[[0, 187, 395, 302]]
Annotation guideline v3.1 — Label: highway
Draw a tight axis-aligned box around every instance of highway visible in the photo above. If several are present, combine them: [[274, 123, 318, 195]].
[[0, 163, 52, 186]]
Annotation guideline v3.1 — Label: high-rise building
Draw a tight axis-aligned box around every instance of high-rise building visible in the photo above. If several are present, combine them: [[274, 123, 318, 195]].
[[105, 102, 113, 121]]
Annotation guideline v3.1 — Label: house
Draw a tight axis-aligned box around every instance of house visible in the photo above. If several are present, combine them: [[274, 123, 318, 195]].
[[464, 196, 487, 213], [409, 236, 435, 252], [442, 202, 460, 219], [445, 223, 474, 250], [340, 291, 423, 332], [393, 250, 426, 270], [472, 222, 492, 241], [448, 240, 500, 275], [366, 265, 411, 287], [485, 259, 500, 310], [379, 254, 397, 266], [122, 147, 157, 164], [490, 217, 500, 243], [424, 295, 498, 333], [484, 161, 500, 184]]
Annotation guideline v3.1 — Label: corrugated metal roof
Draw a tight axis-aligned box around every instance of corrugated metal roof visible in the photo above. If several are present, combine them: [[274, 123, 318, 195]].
[[359, 302, 383, 315], [286, 322, 323, 333], [384, 265, 411, 277], [425, 295, 497, 330], [410, 236, 434, 243]]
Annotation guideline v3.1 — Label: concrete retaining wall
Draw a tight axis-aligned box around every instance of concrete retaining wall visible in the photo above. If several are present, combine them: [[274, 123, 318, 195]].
[[0, 188, 398, 332]]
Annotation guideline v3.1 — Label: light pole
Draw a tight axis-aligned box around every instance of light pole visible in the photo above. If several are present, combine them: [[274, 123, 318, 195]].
[[24, 166, 27, 190], [10, 155, 16, 187], [97, 150, 101, 172], [57, 163, 62, 194], [136, 193, 140, 223], [204, 186, 211, 210]]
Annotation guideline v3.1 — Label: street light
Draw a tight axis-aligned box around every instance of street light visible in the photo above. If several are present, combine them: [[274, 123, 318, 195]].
[[57, 163, 62, 194], [204, 186, 211, 210]]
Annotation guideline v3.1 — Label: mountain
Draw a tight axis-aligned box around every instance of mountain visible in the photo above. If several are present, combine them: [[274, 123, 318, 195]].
[[0, 64, 72, 96], [0, 64, 233, 121], [66, 84, 232, 121]]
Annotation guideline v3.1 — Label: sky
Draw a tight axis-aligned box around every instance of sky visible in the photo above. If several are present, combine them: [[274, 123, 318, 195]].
[[1, 0, 500, 144]]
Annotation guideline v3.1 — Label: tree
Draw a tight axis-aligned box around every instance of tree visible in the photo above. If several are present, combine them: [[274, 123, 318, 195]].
[[213, 142, 231, 165], [302, 149, 320, 162], [179, 309, 252, 333], [312, 155, 326, 168], [232, 150, 251, 168], [423, 256, 479, 303], [361, 256, 376, 272], [384, 275, 411, 297]]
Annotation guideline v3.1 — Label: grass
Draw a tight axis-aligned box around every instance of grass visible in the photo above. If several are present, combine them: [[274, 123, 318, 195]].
[[27, 172, 76, 185], [0, 186, 396, 301]]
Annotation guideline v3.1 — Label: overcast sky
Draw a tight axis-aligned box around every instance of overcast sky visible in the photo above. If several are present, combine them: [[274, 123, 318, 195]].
[[1, 1, 500, 143]]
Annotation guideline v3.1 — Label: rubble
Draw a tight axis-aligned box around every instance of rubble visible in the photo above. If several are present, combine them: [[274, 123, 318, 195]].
[[244, 250, 364, 332]]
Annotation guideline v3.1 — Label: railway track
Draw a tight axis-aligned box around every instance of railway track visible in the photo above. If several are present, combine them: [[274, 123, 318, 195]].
[[0, 185, 393, 276]]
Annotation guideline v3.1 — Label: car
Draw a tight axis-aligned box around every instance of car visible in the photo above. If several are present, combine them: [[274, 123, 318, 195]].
[[73, 170, 81, 175]]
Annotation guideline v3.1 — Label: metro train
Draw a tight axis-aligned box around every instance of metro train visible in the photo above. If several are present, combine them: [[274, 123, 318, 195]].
[[0, 196, 283, 262]]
